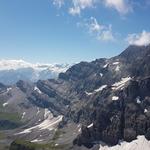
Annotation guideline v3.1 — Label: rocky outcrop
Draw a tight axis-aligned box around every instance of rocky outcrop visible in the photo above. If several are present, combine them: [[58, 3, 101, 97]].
[[74, 76, 150, 147], [2, 45, 150, 149]]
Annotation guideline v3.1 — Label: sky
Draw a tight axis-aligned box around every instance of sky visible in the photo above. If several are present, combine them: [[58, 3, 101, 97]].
[[0, 0, 150, 64]]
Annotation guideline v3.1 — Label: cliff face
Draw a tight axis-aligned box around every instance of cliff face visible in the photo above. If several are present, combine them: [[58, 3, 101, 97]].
[[73, 77, 150, 148], [3, 45, 150, 150]]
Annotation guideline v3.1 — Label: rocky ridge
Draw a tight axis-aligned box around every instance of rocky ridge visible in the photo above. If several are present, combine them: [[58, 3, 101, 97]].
[[0, 45, 150, 150]]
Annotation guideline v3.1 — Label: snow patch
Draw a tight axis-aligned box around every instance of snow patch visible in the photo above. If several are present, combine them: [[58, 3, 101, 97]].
[[115, 65, 120, 71], [78, 128, 81, 132], [7, 87, 12, 92], [95, 85, 107, 92], [44, 108, 53, 119], [16, 109, 63, 135], [85, 85, 107, 96], [36, 108, 40, 115], [85, 91, 93, 96], [136, 97, 141, 104], [103, 63, 108, 68], [22, 112, 26, 119], [3, 102, 8, 107], [113, 62, 119, 65], [55, 143, 59, 146], [144, 109, 148, 113], [34, 86, 42, 94], [87, 123, 93, 128], [112, 77, 131, 90], [99, 136, 150, 150], [112, 96, 119, 101], [100, 73, 103, 77], [31, 139, 43, 143]]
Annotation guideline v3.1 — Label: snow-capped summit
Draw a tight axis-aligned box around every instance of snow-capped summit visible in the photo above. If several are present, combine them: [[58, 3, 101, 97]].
[[0, 59, 70, 84]]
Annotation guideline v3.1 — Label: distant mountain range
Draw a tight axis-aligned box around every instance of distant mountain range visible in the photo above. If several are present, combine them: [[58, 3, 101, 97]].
[[0, 59, 70, 85]]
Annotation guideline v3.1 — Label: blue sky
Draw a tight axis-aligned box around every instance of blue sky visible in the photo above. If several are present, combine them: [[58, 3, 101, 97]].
[[0, 0, 150, 63]]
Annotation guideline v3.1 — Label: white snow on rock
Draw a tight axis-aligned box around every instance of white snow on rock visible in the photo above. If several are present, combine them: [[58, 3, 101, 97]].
[[78, 128, 81, 132], [34, 86, 42, 94], [44, 108, 52, 119], [112, 96, 119, 101], [31, 139, 43, 143], [99, 136, 150, 150], [100, 73, 103, 77], [3, 102, 8, 107], [22, 112, 26, 119], [144, 109, 148, 113], [36, 107, 40, 115], [115, 65, 120, 71], [136, 97, 141, 104], [112, 77, 131, 90], [16, 109, 63, 134], [87, 123, 93, 128], [85, 85, 107, 96], [7, 87, 12, 92], [55, 143, 59, 146], [95, 85, 107, 92], [103, 63, 108, 68], [113, 62, 119, 65], [85, 91, 93, 96]]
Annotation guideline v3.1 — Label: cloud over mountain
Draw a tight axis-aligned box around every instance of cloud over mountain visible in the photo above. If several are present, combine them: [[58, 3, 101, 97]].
[[126, 30, 150, 46]]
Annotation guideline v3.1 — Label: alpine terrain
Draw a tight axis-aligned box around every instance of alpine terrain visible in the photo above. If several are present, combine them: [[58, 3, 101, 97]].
[[0, 45, 150, 150]]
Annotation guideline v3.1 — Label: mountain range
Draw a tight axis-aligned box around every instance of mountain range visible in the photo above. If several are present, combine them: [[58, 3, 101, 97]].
[[0, 59, 70, 85], [0, 45, 150, 150]]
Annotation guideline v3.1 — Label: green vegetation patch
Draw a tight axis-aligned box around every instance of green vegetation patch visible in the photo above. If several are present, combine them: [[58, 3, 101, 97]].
[[0, 132, 6, 139], [10, 140, 70, 150], [0, 112, 22, 130], [0, 112, 21, 123]]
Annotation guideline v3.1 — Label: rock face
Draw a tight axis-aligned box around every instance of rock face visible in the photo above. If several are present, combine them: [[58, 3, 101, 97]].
[[71, 45, 150, 148], [2, 45, 150, 150], [73, 77, 150, 148]]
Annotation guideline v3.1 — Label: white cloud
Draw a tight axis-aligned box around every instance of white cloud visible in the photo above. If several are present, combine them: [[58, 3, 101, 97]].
[[88, 17, 105, 32], [69, 6, 81, 15], [98, 25, 114, 41], [81, 17, 115, 42], [69, 0, 95, 15], [103, 0, 131, 14], [52, 0, 132, 15], [126, 30, 150, 46], [53, 0, 64, 8]]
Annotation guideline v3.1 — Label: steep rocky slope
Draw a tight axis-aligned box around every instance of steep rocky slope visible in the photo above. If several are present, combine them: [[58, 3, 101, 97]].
[[0, 45, 150, 150]]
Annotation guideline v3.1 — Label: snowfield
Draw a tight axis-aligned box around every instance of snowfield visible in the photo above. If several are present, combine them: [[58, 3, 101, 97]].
[[94, 85, 107, 92], [99, 136, 150, 150], [17, 109, 63, 134], [112, 77, 131, 90], [85, 85, 107, 96]]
